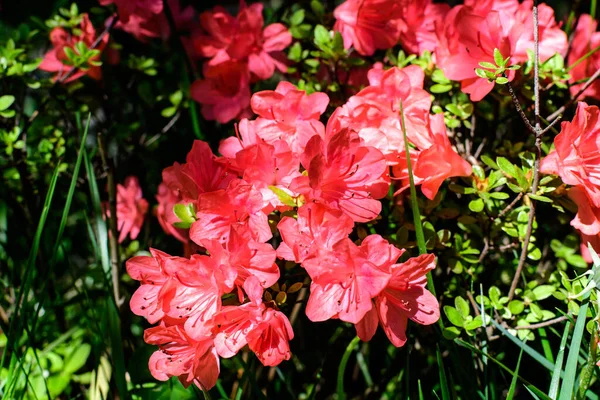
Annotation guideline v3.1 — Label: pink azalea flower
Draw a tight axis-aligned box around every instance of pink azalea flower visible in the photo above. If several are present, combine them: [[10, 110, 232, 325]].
[[463, 0, 520, 15], [277, 203, 354, 263], [540, 102, 600, 207], [335, 65, 432, 154], [192, 2, 291, 81], [111, 176, 149, 243], [126, 248, 172, 323], [189, 179, 272, 245], [114, 12, 163, 42], [513, 1, 567, 63], [568, 15, 600, 100], [568, 186, 600, 236], [159, 254, 223, 339], [249, 82, 329, 154], [392, 113, 472, 200], [355, 253, 439, 347], [99, 0, 163, 23], [234, 140, 302, 211], [145, 322, 220, 390], [435, 6, 525, 101], [333, 0, 404, 56], [397, 0, 450, 55], [201, 224, 279, 292], [303, 235, 395, 324], [191, 61, 252, 124], [291, 128, 390, 223], [163, 140, 235, 203], [39, 14, 108, 82], [155, 183, 189, 243], [213, 276, 294, 366]]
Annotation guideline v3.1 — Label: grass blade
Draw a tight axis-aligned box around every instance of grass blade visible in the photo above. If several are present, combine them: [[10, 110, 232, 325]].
[[455, 339, 552, 400], [337, 336, 360, 400], [507, 348, 524, 400], [1, 164, 61, 379], [558, 244, 598, 400], [490, 319, 555, 371], [400, 101, 450, 400], [549, 320, 571, 399]]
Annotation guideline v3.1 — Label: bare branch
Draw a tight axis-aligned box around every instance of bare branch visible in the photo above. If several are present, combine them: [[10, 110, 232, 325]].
[[547, 66, 600, 121], [514, 315, 569, 330], [508, 1, 543, 301]]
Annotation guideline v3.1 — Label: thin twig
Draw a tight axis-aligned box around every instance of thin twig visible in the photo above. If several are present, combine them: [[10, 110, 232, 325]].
[[505, 79, 536, 133], [508, 1, 543, 302], [547, 65, 600, 121], [514, 315, 569, 330], [98, 133, 123, 307], [495, 192, 524, 220]]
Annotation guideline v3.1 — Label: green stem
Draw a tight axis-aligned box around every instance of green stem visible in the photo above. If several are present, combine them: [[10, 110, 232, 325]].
[[336, 336, 361, 400]]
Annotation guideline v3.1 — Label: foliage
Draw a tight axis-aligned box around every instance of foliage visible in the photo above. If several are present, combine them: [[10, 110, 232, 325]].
[[1, 0, 600, 399]]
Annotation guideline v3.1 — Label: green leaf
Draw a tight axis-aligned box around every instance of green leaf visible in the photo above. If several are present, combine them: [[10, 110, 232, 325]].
[[469, 198, 484, 212], [528, 194, 553, 203], [313, 25, 329, 46], [268, 186, 297, 207], [444, 306, 465, 327], [531, 285, 555, 301], [64, 343, 91, 374], [479, 61, 497, 69], [430, 84, 452, 93], [508, 300, 525, 315], [455, 296, 470, 318], [290, 9, 305, 26], [496, 76, 509, 84], [494, 48, 504, 66], [497, 157, 518, 178], [173, 203, 196, 224], [475, 68, 488, 79], [442, 326, 461, 340], [0, 95, 15, 111]]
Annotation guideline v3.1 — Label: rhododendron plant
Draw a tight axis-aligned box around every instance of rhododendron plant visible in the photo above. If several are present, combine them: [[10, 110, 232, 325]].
[[8, 0, 600, 398]]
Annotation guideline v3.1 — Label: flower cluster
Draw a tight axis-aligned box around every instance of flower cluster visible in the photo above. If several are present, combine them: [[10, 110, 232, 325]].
[[40, 13, 108, 82], [541, 102, 600, 262], [189, 2, 292, 123], [131, 62, 477, 389], [105, 176, 149, 244], [334, 0, 567, 101]]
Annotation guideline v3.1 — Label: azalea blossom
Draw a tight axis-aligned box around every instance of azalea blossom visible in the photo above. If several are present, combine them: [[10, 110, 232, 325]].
[[155, 183, 189, 243], [145, 321, 220, 390], [191, 61, 252, 123], [110, 176, 149, 243], [39, 14, 108, 82], [329, 65, 432, 159], [192, 2, 291, 81], [568, 14, 600, 100], [355, 253, 439, 347], [201, 225, 279, 293], [303, 235, 396, 324], [291, 128, 390, 222], [213, 276, 294, 366], [333, 0, 404, 56], [277, 203, 354, 263], [99, 0, 163, 23], [540, 102, 600, 207], [397, 0, 450, 55], [189, 179, 271, 245], [435, 6, 524, 101], [393, 113, 473, 200], [126, 248, 172, 323], [568, 186, 600, 236]]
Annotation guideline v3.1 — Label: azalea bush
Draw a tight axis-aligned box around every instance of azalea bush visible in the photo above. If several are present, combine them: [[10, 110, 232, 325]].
[[4, 0, 600, 398]]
